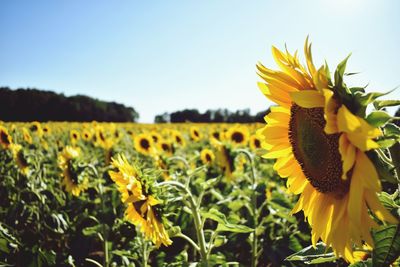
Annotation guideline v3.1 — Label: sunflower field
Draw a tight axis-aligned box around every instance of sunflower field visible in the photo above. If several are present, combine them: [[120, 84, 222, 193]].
[[1, 39, 400, 267]]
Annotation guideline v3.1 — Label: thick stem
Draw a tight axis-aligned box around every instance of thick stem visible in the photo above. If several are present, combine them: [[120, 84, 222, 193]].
[[158, 181, 208, 265], [236, 149, 258, 267], [142, 238, 148, 267]]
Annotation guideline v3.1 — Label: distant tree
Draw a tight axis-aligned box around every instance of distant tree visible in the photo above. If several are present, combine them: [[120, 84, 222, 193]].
[[154, 108, 271, 123], [0, 87, 139, 122]]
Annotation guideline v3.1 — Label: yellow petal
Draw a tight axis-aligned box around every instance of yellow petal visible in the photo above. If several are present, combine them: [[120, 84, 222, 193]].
[[290, 90, 325, 108], [337, 105, 361, 133]]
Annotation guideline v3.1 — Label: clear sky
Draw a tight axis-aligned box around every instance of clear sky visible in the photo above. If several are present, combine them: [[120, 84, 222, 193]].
[[1, 0, 399, 122]]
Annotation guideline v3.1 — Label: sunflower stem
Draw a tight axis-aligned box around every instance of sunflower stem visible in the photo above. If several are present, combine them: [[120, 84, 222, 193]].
[[236, 149, 258, 267], [158, 180, 208, 265], [388, 142, 400, 186]]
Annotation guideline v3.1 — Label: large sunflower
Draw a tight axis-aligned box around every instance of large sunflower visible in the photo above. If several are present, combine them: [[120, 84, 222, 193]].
[[256, 39, 397, 262], [109, 154, 172, 247]]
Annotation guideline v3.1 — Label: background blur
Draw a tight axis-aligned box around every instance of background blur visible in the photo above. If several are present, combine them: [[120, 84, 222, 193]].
[[1, 0, 399, 122]]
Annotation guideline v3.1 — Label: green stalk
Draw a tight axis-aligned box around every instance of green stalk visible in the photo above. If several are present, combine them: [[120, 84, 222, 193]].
[[158, 180, 208, 265], [236, 149, 258, 267]]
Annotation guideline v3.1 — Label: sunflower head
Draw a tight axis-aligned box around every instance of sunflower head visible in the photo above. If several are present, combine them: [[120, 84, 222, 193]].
[[70, 130, 80, 144], [257, 38, 397, 262], [226, 126, 249, 146], [134, 133, 155, 156], [30, 121, 44, 138], [200, 148, 215, 165], [190, 126, 202, 141], [249, 134, 262, 151], [11, 144, 30, 175], [158, 140, 174, 156], [0, 126, 13, 149], [109, 154, 172, 247], [171, 130, 186, 147], [58, 146, 88, 196]]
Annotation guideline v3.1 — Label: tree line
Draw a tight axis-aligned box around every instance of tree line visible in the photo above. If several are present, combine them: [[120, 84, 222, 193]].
[[154, 108, 270, 123], [0, 87, 139, 122]]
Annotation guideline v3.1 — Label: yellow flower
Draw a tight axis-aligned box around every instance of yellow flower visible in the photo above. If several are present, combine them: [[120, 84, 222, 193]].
[[134, 133, 155, 156], [109, 154, 172, 247], [0, 125, 13, 149], [212, 140, 234, 179], [257, 38, 397, 262], [158, 140, 174, 156], [190, 126, 202, 142], [58, 146, 88, 196], [22, 127, 32, 144], [82, 129, 92, 141], [30, 121, 43, 138], [226, 125, 249, 146], [70, 130, 80, 144], [249, 134, 262, 150], [171, 130, 186, 147], [11, 144, 29, 175], [200, 148, 215, 165]]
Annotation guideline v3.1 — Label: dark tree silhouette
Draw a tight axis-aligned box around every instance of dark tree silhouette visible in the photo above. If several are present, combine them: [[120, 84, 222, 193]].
[[0, 87, 139, 122]]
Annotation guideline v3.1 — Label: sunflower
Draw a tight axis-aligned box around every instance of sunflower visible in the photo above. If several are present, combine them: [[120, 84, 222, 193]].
[[11, 144, 29, 175], [70, 130, 80, 144], [42, 125, 51, 135], [134, 133, 155, 156], [22, 127, 32, 144], [226, 126, 249, 146], [30, 121, 43, 138], [212, 140, 234, 179], [189, 126, 202, 142], [200, 148, 215, 165], [82, 129, 92, 141], [109, 154, 172, 247], [150, 131, 162, 144], [158, 140, 174, 156], [171, 130, 186, 147], [0, 126, 13, 149], [249, 134, 262, 150], [257, 38, 397, 262], [210, 130, 223, 142], [58, 146, 88, 196]]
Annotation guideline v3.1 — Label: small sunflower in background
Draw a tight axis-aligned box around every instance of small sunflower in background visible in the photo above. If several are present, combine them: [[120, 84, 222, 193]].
[[81, 129, 92, 141], [249, 134, 262, 151], [70, 130, 80, 145], [42, 125, 51, 135], [134, 133, 155, 156], [226, 125, 249, 146], [256, 38, 397, 262], [11, 144, 30, 175], [109, 154, 172, 247], [22, 127, 33, 144], [150, 131, 162, 144], [158, 139, 174, 157], [171, 130, 186, 147], [30, 121, 44, 138], [58, 146, 88, 196], [189, 126, 202, 142], [200, 148, 215, 165], [211, 140, 235, 179], [209, 129, 224, 142], [0, 125, 13, 149]]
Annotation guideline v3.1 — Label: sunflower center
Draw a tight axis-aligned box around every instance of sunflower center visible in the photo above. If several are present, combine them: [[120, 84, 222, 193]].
[[289, 104, 349, 197], [1, 131, 10, 145], [205, 153, 212, 162], [231, 132, 244, 143], [254, 139, 261, 148], [140, 139, 150, 150]]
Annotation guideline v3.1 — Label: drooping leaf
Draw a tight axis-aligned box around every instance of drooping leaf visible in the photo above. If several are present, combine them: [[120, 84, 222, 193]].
[[201, 208, 253, 233], [372, 224, 400, 267], [285, 242, 337, 264]]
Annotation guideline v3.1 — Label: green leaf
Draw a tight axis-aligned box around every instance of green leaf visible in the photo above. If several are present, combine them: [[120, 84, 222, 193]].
[[82, 224, 103, 236], [355, 87, 397, 107], [213, 235, 227, 247], [366, 111, 392, 127], [201, 208, 253, 233], [285, 242, 337, 264], [372, 224, 400, 267], [384, 123, 400, 137], [374, 100, 400, 110]]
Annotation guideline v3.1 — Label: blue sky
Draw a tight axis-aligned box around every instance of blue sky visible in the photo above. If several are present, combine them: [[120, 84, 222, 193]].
[[1, 0, 399, 122]]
